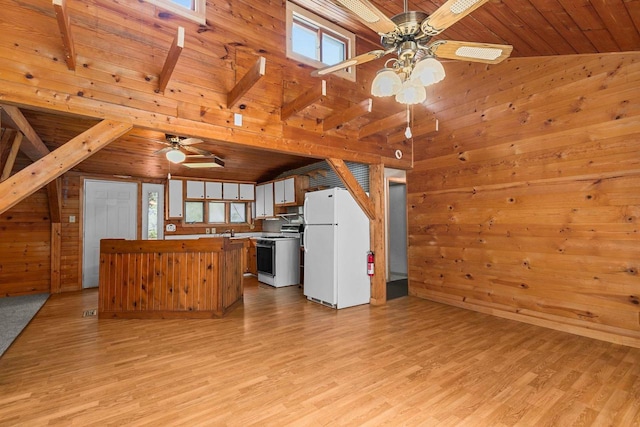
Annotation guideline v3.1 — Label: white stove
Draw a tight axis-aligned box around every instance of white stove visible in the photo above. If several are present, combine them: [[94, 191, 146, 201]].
[[256, 224, 302, 287]]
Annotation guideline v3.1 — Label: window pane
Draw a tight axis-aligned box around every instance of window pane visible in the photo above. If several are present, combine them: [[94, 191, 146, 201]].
[[292, 22, 318, 61], [185, 201, 204, 223], [230, 203, 246, 224], [170, 0, 193, 10], [147, 191, 159, 240], [208, 202, 225, 223], [322, 34, 345, 65]]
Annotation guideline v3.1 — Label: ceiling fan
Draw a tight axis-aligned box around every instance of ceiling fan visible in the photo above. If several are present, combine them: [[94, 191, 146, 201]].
[[153, 134, 225, 168], [311, 0, 513, 105]]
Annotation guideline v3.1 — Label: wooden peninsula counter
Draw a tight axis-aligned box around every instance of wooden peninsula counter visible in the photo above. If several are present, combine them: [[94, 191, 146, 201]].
[[99, 237, 243, 319]]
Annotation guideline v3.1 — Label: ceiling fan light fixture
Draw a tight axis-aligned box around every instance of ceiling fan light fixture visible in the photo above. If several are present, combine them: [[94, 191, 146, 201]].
[[166, 149, 186, 163], [411, 57, 446, 86], [395, 80, 426, 105], [371, 68, 402, 97]]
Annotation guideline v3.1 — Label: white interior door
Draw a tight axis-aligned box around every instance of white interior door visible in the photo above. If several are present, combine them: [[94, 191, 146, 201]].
[[142, 183, 164, 240], [83, 180, 138, 288]]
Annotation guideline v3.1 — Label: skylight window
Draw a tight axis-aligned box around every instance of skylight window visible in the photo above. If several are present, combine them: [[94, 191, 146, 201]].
[[145, 0, 206, 25], [286, 1, 356, 82]]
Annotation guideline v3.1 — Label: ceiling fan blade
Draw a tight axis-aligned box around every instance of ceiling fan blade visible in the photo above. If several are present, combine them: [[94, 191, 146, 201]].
[[179, 137, 203, 146], [311, 49, 392, 77], [333, 0, 397, 34], [153, 147, 173, 155], [430, 41, 513, 64], [421, 0, 490, 36], [183, 145, 216, 157]]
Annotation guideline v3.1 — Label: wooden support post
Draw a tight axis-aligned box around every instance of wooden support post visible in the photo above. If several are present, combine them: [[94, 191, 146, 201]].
[[0, 120, 133, 214], [158, 26, 185, 94], [52, 0, 76, 70], [322, 98, 372, 132], [368, 163, 386, 305], [281, 80, 326, 121], [227, 56, 266, 109], [50, 222, 62, 293], [0, 131, 22, 181], [326, 158, 374, 220], [47, 177, 62, 223], [359, 110, 407, 139]]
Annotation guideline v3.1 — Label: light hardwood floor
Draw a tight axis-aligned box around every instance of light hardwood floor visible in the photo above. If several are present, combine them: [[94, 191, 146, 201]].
[[1, 277, 639, 426]]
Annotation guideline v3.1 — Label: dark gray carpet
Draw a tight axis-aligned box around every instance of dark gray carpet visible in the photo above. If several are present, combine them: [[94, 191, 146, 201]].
[[386, 278, 408, 300], [0, 293, 49, 357]]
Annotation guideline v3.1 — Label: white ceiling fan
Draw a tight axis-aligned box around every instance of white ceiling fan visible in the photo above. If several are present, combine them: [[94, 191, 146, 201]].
[[311, 0, 513, 104], [153, 134, 225, 168]]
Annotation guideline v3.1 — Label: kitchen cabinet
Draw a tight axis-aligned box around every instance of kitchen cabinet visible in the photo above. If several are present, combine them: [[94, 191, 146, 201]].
[[167, 179, 183, 218], [239, 183, 255, 201], [223, 182, 239, 200], [186, 180, 205, 199], [274, 176, 309, 206], [206, 181, 223, 199], [255, 182, 274, 218]]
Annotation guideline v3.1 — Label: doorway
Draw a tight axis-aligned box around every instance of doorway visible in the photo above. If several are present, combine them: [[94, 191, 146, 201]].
[[82, 179, 138, 288], [387, 180, 408, 299]]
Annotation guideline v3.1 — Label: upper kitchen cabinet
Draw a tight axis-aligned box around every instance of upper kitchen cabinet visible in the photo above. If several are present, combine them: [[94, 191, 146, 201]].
[[255, 182, 274, 218], [167, 179, 184, 219], [186, 180, 205, 199], [222, 182, 255, 201], [274, 176, 309, 206], [205, 181, 223, 199]]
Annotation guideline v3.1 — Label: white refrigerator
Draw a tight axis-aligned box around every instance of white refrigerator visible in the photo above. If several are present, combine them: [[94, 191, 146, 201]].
[[303, 188, 370, 309]]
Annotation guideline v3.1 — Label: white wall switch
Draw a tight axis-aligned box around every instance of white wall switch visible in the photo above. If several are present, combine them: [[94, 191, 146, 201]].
[[69, 215, 76, 223]]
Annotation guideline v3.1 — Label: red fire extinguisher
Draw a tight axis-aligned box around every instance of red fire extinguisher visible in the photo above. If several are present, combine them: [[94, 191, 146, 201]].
[[367, 251, 375, 276]]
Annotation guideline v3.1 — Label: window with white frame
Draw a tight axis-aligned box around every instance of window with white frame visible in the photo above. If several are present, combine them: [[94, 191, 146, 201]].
[[286, 1, 356, 82], [145, 0, 206, 25]]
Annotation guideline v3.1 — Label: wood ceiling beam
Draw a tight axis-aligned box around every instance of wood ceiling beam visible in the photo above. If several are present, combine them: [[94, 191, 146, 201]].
[[387, 116, 438, 143], [158, 26, 185, 94], [326, 158, 374, 220], [0, 120, 132, 215], [227, 56, 266, 109], [0, 82, 406, 165], [281, 80, 326, 121], [322, 98, 372, 132], [358, 110, 407, 139], [52, 0, 76, 71], [0, 104, 50, 161], [0, 131, 23, 182]]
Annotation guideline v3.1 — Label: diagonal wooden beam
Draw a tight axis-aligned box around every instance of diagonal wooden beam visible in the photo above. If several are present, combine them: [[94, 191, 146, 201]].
[[0, 131, 23, 182], [158, 26, 185, 94], [52, 0, 76, 70], [322, 98, 372, 132], [0, 120, 132, 214], [326, 158, 374, 220], [0, 104, 50, 160], [358, 110, 407, 139], [227, 56, 266, 109], [281, 80, 326, 121]]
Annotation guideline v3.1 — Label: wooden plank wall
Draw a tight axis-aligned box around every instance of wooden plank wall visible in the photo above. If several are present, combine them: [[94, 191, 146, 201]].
[[407, 52, 640, 347], [0, 155, 51, 296]]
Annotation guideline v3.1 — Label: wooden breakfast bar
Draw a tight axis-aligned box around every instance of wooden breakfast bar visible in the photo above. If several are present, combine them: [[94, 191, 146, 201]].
[[98, 238, 244, 319]]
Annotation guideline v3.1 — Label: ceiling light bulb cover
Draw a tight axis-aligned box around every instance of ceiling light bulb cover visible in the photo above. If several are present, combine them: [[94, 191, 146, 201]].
[[166, 149, 186, 163], [404, 126, 412, 138], [371, 68, 402, 97], [395, 80, 426, 104], [411, 57, 446, 86]]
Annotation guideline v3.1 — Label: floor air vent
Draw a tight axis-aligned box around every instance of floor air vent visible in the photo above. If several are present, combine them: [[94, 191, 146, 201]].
[[82, 309, 97, 317]]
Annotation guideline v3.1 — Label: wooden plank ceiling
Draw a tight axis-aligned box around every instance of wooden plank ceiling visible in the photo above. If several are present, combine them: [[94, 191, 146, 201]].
[[1, 0, 638, 183]]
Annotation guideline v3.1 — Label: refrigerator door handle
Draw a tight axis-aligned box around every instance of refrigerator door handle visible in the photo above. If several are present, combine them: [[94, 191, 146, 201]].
[[303, 225, 308, 253]]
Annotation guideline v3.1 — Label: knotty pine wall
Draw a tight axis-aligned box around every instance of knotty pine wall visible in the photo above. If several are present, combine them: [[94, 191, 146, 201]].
[[407, 52, 640, 347], [0, 156, 51, 296]]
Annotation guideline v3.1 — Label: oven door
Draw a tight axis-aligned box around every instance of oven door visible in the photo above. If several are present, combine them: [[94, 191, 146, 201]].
[[256, 240, 275, 277]]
